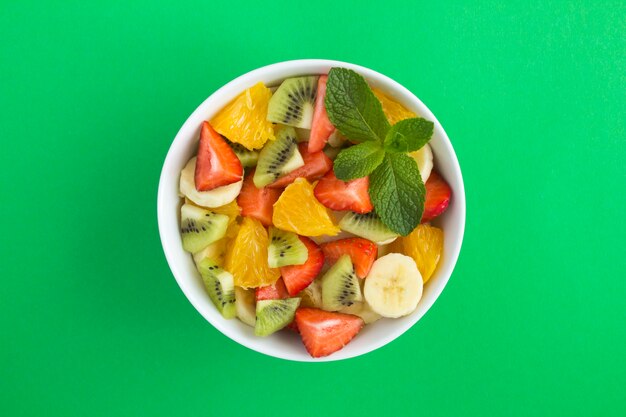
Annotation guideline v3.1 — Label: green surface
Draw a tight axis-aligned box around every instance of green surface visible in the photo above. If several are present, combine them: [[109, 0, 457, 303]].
[[1, 1, 624, 416]]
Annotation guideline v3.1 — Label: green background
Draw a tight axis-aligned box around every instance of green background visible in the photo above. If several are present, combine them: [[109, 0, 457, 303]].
[[1, 1, 624, 416]]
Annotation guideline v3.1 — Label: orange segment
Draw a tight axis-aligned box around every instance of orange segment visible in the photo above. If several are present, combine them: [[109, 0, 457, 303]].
[[373, 88, 417, 125], [211, 82, 275, 150], [389, 224, 443, 283], [224, 217, 280, 288], [273, 178, 340, 237], [209, 200, 241, 224]]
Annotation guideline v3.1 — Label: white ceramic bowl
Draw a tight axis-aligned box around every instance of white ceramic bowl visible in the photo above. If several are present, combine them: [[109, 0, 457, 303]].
[[157, 59, 465, 362]]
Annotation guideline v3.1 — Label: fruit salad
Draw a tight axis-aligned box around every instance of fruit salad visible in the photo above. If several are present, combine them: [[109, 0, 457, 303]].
[[177, 68, 452, 358]]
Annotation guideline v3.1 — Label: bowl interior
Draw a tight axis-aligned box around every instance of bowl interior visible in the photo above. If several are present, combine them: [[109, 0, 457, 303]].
[[157, 60, 465, 362]]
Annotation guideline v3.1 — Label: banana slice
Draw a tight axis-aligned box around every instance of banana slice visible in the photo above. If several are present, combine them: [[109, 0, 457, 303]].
[[179, 157, 242, 208], [235, 286, 256, 327], [409, 143, 433, 183], [364, 253, 423, 318], [340, 301, 382, 324]]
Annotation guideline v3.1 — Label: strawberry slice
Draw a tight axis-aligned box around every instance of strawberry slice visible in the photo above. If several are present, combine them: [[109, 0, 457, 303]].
[[295, 308, 364, 358], [195, 121, 243, 191], [255, 278, 289, 301], [237, 169, 282, 227], [280, 237, 324, 296], [421, 170, 452, 223], [267, 143, 332, 188], [313, 170, 373, 213], [309, 75, 335, 153], [321, 238, 378, 278]]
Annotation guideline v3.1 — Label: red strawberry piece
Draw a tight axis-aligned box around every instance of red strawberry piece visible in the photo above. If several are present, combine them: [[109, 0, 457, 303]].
[[321, 238, 378, 278], [267, 143, 332, 188], [308, 75, 335, 153], [255, 278, 289, 301], [195, 121, 243, 191], [313, 170, 374, 213], [421, 171, 452, 223], [295, 308, 364, 358], [237, 170, 282, 227], [280, 237, 324, 296]]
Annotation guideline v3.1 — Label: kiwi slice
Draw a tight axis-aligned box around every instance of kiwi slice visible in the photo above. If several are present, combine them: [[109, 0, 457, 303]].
[[321, 254, 362, 311], [197, 258, 236, 319], [254, 298, 301, 336], [268, 227, 309, 268], [228, 140, 259, 168], [181, 204, 229, 253], [253, 126, 304, 187], [338, 212, 399, 244], [267, 76, 319, 129]]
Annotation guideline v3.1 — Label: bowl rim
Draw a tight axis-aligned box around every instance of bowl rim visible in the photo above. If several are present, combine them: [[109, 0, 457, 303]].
[[157, 59, 466, 362]]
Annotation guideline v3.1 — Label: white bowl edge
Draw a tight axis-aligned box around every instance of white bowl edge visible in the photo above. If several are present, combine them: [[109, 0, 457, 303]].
[[157, 59, 466, 362]]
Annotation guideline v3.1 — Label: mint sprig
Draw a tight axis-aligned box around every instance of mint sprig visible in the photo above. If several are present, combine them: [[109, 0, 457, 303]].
[[325, 68, 390, 143], [325, 68, 434, 235]]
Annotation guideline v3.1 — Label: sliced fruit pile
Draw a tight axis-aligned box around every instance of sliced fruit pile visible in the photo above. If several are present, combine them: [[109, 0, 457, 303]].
[[177, 70, 453, 358]]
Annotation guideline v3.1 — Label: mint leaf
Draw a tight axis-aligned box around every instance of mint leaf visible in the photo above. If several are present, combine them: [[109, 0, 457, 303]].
[[333, 141, 385, 181], [369, 153, 425, 235], [384, 118, 434, 153], [325, 68, 391, 143], [384, 130, 409, 153]]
